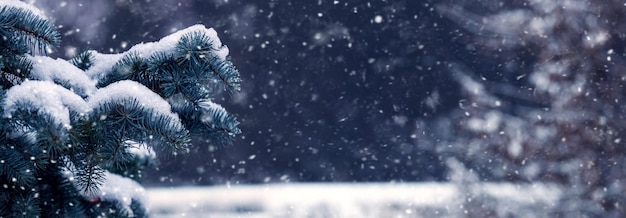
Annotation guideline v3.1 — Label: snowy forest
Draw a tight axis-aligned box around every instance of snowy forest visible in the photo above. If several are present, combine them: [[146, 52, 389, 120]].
[[1, 0, 625, 217]]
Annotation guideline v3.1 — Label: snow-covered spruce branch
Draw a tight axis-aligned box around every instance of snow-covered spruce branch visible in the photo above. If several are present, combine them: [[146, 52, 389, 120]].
[[0, 1, 242, 216]]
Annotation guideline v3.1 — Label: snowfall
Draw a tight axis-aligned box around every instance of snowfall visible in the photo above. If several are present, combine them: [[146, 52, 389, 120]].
[[146, 182, 561, 218]]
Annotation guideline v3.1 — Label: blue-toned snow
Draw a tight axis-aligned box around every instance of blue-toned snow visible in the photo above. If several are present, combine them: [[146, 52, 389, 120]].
[[147, 182, 561, 217]]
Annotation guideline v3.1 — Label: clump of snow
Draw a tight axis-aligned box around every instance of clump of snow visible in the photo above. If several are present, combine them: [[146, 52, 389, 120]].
[[83, 52, 124, 83], [29, 55, 97, 96], [4, 80, 90, 127], [98, 171, 147, 216]]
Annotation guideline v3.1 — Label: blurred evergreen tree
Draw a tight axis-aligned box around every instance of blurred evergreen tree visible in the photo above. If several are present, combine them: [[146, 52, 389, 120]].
[[0, 1, 241, 217], [438, 0, 626, 216]]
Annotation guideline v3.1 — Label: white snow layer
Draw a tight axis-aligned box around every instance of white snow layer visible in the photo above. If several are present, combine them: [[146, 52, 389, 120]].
[[88, 80, 182, 124], [84, 52, 124, 82], [4, 80, 89, 127], [147, 182, 561, 218], [3, 80, 182, 129], [29, 55, 97, 96], [98, 171, 147, 216]]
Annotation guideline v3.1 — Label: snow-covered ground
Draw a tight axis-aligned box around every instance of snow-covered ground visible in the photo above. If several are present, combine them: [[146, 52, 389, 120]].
[[147, 182, 561, 218]]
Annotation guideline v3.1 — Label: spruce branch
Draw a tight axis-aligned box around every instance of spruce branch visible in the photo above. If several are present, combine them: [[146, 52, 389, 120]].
[[74, 164, 105, 196], [0, 6, 60, 54], [174, 31, 241, 93], [0, 55, 32, 87], [0, 5, 242, 214], [206, 57, 241, 93], [6, 108, 70, 160], [176, 30, 217, 64], [169, 98, 241, 146], [143, 52, 177, 91], [99, 52, 148, 87], [70, 51, 95, 71], [11, 191, 41, 217], [0, 7, 59, 94], [197, 100, 241, 135], [0, 144, 36, 187], [87, 98, 190, 151], [35, 164, 87, 216]]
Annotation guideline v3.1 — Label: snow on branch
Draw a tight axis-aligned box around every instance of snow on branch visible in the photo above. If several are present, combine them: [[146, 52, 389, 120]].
[[29, 55, 96, 97], [85, 25, 229, 81], [97, 171, 147, 216], [0, 3, 241, 214], [62, 160, 146, 216], [4, 80, 89, 127], [88, 80, 181, 124]]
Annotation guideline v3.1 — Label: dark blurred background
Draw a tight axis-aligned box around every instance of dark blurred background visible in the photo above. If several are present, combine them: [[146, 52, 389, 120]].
[[33, 0, 493, 185]]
